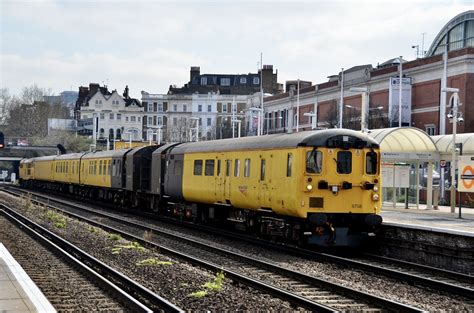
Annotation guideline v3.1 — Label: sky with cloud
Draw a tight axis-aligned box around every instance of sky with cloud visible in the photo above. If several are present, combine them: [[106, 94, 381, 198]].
[[1, 0, 472, 99]]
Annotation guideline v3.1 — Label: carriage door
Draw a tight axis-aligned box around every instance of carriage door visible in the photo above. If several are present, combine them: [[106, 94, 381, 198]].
[[259, 156, 272, 209], [215, 157, 223, 202], [223, 159, 232, 202]]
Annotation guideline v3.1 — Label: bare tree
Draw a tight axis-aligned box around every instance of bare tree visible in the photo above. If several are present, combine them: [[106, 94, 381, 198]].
[[19, 84, 52, 105]]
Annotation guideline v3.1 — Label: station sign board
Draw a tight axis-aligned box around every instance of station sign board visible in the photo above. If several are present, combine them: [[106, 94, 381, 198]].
[[382, 163, 410, 188], [458, 156, 474, 193]]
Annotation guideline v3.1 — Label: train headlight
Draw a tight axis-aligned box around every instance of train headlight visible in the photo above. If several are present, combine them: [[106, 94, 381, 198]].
[[373, 185, 379, 192], [306, 184, 313, 191], [372, 194, 379, 201]]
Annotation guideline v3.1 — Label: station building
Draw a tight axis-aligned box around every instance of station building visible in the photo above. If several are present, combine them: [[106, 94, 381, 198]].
[[262, 10, 474, 137]]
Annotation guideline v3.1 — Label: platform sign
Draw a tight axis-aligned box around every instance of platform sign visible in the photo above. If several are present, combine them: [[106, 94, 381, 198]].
[[458, 156, 474, 193], [382, 163, 394, 188], [381, 163, 410, 188]]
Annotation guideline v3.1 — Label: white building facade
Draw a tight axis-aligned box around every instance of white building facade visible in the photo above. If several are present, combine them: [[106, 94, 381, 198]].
[[78, 90, 144, 141]]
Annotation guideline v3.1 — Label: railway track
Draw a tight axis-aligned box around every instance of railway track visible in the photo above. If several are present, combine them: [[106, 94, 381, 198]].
[[0, 203, 183, 313], [1, 186, 425, 312]]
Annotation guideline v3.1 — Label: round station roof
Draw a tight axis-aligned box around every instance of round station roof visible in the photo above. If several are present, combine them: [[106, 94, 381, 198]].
[[427, 10, 474, 56], [431, 133, 474, 155], [368, 127, 438, 153]]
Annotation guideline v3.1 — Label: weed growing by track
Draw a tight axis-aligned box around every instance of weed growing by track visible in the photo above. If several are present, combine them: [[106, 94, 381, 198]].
[[188, 270, 225, 298]]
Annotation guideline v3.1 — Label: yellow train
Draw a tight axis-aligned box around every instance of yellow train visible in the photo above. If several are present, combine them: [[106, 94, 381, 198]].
[[20, 129, 382, 246]]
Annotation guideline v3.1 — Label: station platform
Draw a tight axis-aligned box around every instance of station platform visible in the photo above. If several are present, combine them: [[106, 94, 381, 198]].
[[381, 203, 474, 236], [0, 243, 55, 312]]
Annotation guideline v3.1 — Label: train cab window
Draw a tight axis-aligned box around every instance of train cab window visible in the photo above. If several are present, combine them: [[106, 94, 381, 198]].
[[244, 159, 251, 177], [287, 153, 292, 177], [366, 151, 378, 175], [234, 159, 240, 177], [205, 160, 215, 176], [260, 159, 266, 181], [226, 160, 231, 176], [336, 151, 352, 174], [217, 160, 221, 176], [306, 150, 322, 174], [194, 160, 203, 175]]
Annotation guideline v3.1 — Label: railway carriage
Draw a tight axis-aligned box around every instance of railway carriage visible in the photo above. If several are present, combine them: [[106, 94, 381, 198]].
[[162, 129, 382, 246]]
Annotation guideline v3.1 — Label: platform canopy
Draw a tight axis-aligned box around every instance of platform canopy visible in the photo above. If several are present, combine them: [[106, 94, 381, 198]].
[[431, 133, 474, 157], [367, 127, 439, 161]]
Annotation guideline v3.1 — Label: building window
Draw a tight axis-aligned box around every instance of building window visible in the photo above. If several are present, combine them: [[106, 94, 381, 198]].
[[117, 114, 121, 120], [148, 117, 153, 125], [158, 103, 163, 112], [425, 124, 436, 136], [201, 77, 207, 85], [207, 118, 212, 126], [138, 117, 141, 122], [173, 104, 178, 112], [232, 104, 237, 113], [198, 105, 202, 112], [99, 100, 102, 104], [157, 116, 162, 126], [95, 100, 98, 104], [223, 104, 227, 113], [183, 104, 187, 112], [109, 113, 114, 120], [125, 116, 129, 122], [240, 77, 247, 84], [131, 116, 136, 122], [173, 117, 177, 125], [221, 78, 230, 86], [207, 104, 211, 112], [148, 103, 153, 112], [253, 77, 260, 85], [100, 113, 105, 120]]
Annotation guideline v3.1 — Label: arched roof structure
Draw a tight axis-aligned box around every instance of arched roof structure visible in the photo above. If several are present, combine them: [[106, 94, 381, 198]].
[[431, 133, 474, 156], [368, 127, 437, 154], [427, 10, 474, 56]]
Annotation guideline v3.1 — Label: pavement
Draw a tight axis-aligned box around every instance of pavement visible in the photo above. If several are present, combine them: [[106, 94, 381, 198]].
[[381, 202, 474, 235], [0, 243, 56, 313]]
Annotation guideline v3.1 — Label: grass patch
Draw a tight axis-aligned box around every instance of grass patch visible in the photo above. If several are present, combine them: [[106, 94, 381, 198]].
[[108, 233, 122, 241], [88, 226, 98, 233], [43, 210, 67, 229], [188, 290, 208, 298], [111, 242, 147, 255], [187, 269, 225, 298], [136, 258, 173, 266]]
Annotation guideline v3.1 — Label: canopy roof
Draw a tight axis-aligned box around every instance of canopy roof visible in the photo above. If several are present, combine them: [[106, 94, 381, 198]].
[[368, 127, 437, 153], [432, 133, 474, 155]]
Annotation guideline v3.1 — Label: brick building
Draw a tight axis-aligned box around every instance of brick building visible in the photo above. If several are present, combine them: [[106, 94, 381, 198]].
[[262, 10, 474, 136]]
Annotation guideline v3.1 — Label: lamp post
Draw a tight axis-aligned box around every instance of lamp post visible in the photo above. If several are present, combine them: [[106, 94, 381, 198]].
[[349, 87, 369, 131], [442, 87, 461, 213], [231, 119, 241, 138], [398, 56, 403, 127], [303, 112, 317, 129]]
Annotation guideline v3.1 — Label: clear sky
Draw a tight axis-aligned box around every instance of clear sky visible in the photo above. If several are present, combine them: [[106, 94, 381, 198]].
[[1, 0, 472, 99]]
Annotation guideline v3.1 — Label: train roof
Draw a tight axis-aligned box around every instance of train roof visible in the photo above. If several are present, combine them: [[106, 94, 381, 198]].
[[170, 129, 379, 154], [55, 152, 87, 160], [82, 149, 131, 159]]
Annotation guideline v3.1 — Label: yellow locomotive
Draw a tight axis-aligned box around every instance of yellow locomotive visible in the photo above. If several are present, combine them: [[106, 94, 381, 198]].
[[20, 129, 382, 246]]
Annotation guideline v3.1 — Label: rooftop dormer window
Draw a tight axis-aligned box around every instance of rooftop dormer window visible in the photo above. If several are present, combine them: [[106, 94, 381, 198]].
[[253, 77, 260, 85], [221, 78, 230, 86], [201, 77, 207, 85], [240, 77, 247, 84]]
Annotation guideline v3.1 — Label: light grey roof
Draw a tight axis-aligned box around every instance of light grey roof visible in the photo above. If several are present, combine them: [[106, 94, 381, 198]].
[[55, 153, 87, 160], [170, 129, 378, 154], [82, 149, 130, 159]]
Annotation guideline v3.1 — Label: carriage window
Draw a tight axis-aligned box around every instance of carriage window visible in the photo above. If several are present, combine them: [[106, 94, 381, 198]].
[[174, 160, 183, 176], [66, 162, 68, 173], [260, 159, 266, 181], [336, 151, 352, 174], [99, 160, 103, 175], [194, 160, 203, 175], [306, 150, 322, 174], [226, 160, 231, 176], [287, 153, 292, 177], [234, 159, 240, 177], [217, 160, 221, 176], [244, 159, 251, 177], [108, 160, 111, 175], [366, 152, 378, 175], [103, 161, 106, 175], [205, 160, 215, 176]]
